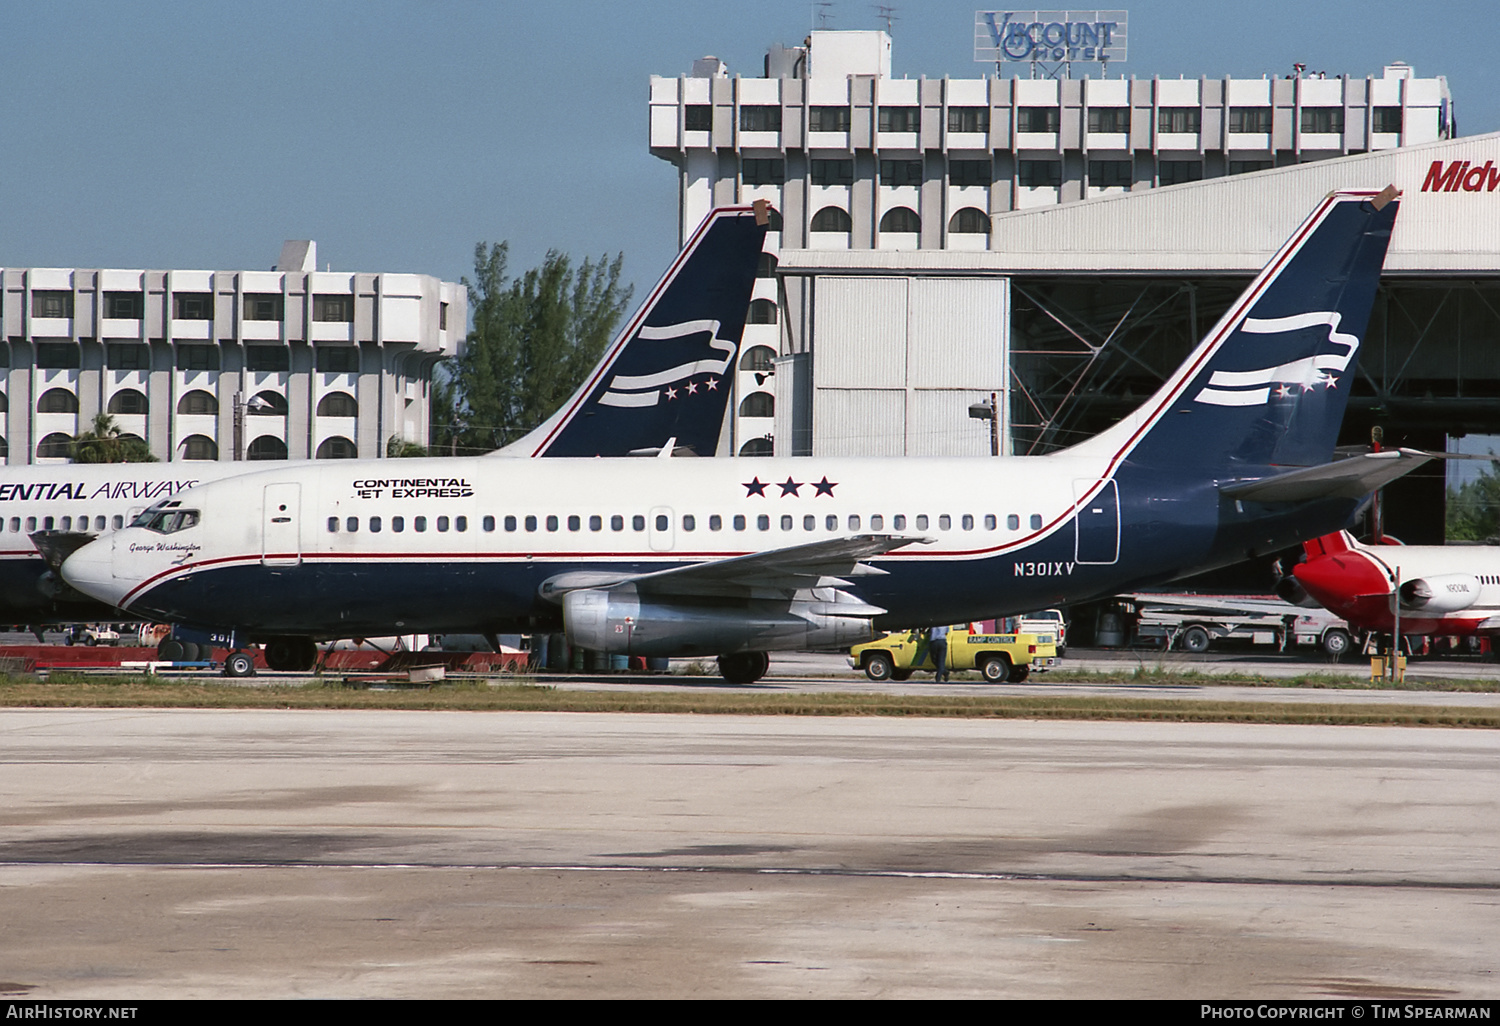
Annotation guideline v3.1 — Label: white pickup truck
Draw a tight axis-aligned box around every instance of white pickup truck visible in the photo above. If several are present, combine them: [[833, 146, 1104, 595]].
[[1014, 609, 1068, 657]]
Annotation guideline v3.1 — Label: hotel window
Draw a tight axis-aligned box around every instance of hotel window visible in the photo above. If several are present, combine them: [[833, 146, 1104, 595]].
[[1373, 106, 1403, 133], [1018, 160, 1061, 187], [313, 294, 353, 322], [1157, 107, 1200, 133], [1301, 107, 1345, 133], [810, 159, 853, 186], [108, 343, 150, 370], [245, 347, 289, 372], [35, 343, 80, 369], [173, 293, 212, 320], [1230, 160, 1273, 175], [1087, 107, 1130, 133], [949, 159, 990, 187], [947, 107, 989, 132], [739, 105, 781, 132], [880, 159, 922, 187], [317, 346, 359, 373], [878, 106, 919, 132], [684, 105, 712, 131], [175, 344, 220, 371], [243, 293, 283, 321], [1016, 107, 1059, 132], [810, 206, 852, 232], [741, 158, 785, 186], [31, 291, 73, 318], [1159, 161, 1203, 185], [1229, 107, 1272, 133], [808, 106, 850, 131], [1088, 160, 1132, 188], [104, 292, 143, 319]]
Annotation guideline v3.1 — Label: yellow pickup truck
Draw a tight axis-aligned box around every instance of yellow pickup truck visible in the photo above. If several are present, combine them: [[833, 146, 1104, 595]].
[[850, 627, 1059, 683]]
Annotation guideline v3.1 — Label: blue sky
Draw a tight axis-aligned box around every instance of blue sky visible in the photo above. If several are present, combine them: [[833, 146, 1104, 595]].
[[1, 0, 1492, 300]]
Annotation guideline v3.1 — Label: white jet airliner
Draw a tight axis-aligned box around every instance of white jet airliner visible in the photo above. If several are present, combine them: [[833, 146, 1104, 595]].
[[5, 204, 768, 626], [61, 189, 1432, 682]]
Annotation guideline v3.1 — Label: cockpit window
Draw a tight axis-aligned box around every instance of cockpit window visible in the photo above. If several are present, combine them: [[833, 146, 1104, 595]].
[[140, 509, 200, 534], [131, 499, 181, 528]]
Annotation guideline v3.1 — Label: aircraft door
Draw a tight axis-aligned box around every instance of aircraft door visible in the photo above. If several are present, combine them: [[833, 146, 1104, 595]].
[[648, 506, 675, 552], [262, 483, 302, 567], [1073, 479, 1120, 565]]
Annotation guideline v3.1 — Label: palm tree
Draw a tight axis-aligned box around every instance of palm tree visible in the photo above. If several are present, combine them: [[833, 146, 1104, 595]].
[[72, 413, 156, 463]]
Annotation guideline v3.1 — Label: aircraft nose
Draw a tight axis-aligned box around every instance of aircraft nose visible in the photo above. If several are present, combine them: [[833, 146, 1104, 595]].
[[60, 536, 131, 609]]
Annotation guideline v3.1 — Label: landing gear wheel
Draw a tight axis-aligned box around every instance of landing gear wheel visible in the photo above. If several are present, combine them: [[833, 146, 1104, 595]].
[[265, 637, 319, 672], [863, 652, 895, 681], [158, 639, 185, 662], [224, 651, 257, 678], [718, 651, 770, 685], [1179, 626, 1211, 654], [980, 654, 1012, 683], [1007, 664, 1031, 684], [1322, 628, 1352, 659]]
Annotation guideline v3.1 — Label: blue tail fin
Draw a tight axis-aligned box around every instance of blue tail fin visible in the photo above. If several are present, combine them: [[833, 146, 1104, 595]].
[[496, 204, 770, 458], [1072, 187, 1399, 474]]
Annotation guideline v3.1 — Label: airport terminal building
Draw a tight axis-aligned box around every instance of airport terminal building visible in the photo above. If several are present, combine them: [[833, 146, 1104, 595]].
[[0, 240, 465, 465], [649, 28, 1496, 504]]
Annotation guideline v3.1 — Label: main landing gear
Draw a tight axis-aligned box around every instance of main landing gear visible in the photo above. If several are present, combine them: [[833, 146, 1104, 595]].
[[263, 637, 319, 672], [717, 651, 770, 685]]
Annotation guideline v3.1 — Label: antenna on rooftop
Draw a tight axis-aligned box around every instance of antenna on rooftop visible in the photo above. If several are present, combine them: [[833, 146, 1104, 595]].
[[873, 4, 897, 33], [812, 2, 834, 29]]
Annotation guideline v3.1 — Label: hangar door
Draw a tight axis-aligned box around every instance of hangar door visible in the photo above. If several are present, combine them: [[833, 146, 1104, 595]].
[[810, 276, 1010, 457]]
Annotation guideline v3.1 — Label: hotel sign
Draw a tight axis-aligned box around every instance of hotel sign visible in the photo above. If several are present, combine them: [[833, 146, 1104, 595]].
[[975, 10, 1128, 67]]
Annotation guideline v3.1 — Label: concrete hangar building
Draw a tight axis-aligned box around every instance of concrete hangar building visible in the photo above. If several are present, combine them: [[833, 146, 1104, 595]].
[[0, 240, 465, 465], [648, 25, 1499, 543]]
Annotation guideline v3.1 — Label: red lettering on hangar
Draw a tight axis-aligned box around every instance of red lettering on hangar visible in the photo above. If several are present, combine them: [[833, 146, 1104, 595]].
[[1421, 159, 1500, 192]]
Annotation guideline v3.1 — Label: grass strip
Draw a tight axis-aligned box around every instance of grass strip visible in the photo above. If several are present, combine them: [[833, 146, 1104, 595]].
[[1, 674, 1496, 727]]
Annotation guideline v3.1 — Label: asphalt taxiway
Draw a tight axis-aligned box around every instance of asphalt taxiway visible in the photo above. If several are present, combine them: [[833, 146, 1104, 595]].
[[1, 708, 1496, 999]]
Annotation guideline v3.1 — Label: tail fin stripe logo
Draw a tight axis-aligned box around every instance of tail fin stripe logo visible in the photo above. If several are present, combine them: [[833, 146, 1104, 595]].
[[1193, 310, 1358, 407], [600, 318, 734, 407]]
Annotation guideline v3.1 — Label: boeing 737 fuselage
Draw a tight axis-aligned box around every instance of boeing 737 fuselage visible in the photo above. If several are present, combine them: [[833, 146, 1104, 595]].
[[61, 189, 1428, 682]]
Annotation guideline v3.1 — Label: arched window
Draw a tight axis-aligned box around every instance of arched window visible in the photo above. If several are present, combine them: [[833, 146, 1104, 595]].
[[747, 299, 778, 325], [177, 390, 218, 415], [756, 252, 778, 278], [0, 393, 7, 413], [107, 389, 148, 415], [316, 436, 357, 459], [739, 345, 777, 372], [317, 391, 358, 418], [763, 207, 783, 231], [948, 207, 991, 234], [879, 207, 921, 233], [810, 206, 852, 233], [247, 390, 288, 416], [36, 432, 73, 459], [247, 435, 288, 460], [738, 438, 773, 457], [739, 392, 775, 418], [180, 434, 218, 460], [0, 436, 6, 459], [37, 388, 78, 414]]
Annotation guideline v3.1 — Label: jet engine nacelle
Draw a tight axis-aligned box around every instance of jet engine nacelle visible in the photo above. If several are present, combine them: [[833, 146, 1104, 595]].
[[562, 586, 878, 657], [1397, 573, 1481, 613]]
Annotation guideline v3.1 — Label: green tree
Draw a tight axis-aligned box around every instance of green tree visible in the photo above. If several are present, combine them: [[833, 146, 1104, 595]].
[[72, 413, 156, 463], [386, 436, 428, 458], [450, 243, 632, 455], [1447, 459, 1500, 541]]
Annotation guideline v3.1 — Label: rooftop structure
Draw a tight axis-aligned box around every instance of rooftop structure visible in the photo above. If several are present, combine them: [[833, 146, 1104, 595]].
[[1, 244, 464, 464]]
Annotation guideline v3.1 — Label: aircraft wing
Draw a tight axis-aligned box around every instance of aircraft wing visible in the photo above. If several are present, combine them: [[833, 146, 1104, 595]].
[[1219, 449, 1432, 503], [1124, 593, 1301, 616], [539, 534, 931, 606]]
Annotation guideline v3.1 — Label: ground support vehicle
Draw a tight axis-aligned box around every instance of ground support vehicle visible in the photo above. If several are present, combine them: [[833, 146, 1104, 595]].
[[850, 627, 1058, 683], [1014, 609, 1069, 656], [1119, 594, 1356, 657]]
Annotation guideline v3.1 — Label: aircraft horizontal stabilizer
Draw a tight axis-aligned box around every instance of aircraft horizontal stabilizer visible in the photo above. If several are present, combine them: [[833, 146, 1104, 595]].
[[1220, 449, 1432, 504]]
